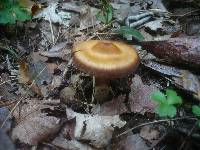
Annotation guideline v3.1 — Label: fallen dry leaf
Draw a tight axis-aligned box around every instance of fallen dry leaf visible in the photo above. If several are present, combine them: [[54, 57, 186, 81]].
[[0, 129, 15, 150], [129, 75, 157, 114], [34, 1, 71, 26], [0, 107, 12, 132], [172, 70, 200, 100], [0, 73, 18, 102], [143, 60, 200, 100], [66, 108, 126, 148], [52, 137, 95, 150], [12, 115, 61, 145], [91, 95, 129, 115], [13, 98, 59, 124], [114, 133, 149, 150]]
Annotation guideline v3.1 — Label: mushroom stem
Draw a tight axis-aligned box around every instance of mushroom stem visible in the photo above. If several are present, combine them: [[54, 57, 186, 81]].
[[91, 76, 95, 103], [93, 77, 111, 103]]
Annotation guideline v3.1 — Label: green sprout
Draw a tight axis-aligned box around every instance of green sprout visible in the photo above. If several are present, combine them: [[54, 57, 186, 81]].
[[96, 0, 113, 24], [150, 89, 182, 118], [192, 105, 200, 127], [0, 0, 32, 24], [118, 26, 144, 41]]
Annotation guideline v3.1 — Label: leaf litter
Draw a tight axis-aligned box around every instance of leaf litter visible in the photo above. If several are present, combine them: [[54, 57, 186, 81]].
[[1, 0, 200, 149]]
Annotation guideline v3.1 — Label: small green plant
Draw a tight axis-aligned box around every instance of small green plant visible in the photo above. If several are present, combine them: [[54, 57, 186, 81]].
[[192, 105, 200, 127], [96, 0, 113, 24], [150, 89, 182, 118], [118, 26, 144, 41], [0, 0, 32, 24]]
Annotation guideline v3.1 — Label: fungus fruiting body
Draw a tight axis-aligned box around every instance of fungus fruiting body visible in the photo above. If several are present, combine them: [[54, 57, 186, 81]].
[[72, 40, 140, 103], [72, 40, 140, 78]]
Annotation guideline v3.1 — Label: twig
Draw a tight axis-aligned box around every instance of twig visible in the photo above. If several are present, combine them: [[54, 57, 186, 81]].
[[178, 121, 198, 150], [116, 116, 197, 138], [0, 67, 46, 128], [48, 16, 55, 45]]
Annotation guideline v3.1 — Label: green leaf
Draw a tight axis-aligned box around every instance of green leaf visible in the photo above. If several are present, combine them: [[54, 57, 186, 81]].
[[0, 1, 31, 24], [96, 4, 113, 24], [150, 91, 166, 104], [156, 104, 177, 118], [197, 120, 200, 128], [118, 26, 145, 41], [192, 105, 200, 117], [166, 89, 182, 105], [12, 5, 31, 21], [0, 9, 15, 24]]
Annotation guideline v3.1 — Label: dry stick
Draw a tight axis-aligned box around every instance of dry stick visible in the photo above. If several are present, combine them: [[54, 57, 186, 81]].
[[48, 16, 55, 45], [0, 67, 46, 129], [178, 121, 198, 150], [116, 116, 197, 138]]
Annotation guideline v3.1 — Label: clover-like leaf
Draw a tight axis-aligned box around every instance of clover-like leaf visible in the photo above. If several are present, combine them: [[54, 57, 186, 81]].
[[192, 105, 200, 117], [150, 91, 166, 104], [0, 0, 31, 24], [166, 89, 182, 105], [155, 104, 176, 118]]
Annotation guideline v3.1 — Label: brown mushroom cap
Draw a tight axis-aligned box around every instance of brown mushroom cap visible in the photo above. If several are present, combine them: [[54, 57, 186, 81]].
[[72, 40, 140, 77]]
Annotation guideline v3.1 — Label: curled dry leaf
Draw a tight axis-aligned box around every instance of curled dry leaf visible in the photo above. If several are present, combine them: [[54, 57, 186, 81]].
[[129, 75, 156, 114], [66, 108, 126, 148], [12, 116, 61, 145], [141, 36, 200, 68], [143, 60, 200, 100]]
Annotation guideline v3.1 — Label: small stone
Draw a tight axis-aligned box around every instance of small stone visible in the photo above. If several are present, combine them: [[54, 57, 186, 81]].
[[60, 87, 76, 103]]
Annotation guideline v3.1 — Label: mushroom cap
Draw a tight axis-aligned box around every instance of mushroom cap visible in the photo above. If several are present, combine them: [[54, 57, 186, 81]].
[[72, 40, 140, 77]]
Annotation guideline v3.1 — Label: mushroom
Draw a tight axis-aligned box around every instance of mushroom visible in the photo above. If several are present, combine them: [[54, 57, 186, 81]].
[[72, 40, 140, 103]]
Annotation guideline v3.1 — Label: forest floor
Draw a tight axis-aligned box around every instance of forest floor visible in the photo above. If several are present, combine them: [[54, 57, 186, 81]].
[[0, 0, 200, 150]]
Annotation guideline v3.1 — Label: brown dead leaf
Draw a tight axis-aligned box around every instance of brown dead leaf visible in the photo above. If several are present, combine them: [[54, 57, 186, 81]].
[[18, 52, 55, 96], [13, 98, 59, 124], [0, 73, 18, 102], [129, 75, 156, 114], [12, 115, 61, 145], [91, 95, 129, 115], [52, 136, 95, 150], [18, 0, 41, 15]]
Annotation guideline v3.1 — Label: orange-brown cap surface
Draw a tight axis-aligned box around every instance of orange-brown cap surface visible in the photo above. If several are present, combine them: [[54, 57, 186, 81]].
[[72, 40, 140, 77]]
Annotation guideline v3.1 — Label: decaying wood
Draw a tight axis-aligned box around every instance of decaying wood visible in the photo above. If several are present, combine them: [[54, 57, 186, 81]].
[[140, 36, 200, 69]]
